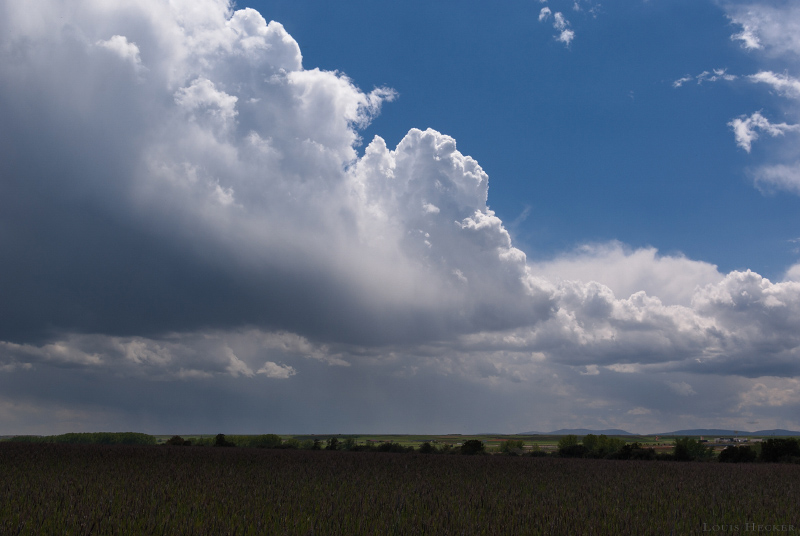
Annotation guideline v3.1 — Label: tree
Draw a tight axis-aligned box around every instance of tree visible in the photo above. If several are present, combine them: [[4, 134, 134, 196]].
[[325, 437, 340, 451], [673, 438, 712, 461], [500, 439, 525, 454], [418, 442, 436, 454], [214, 434, 235, 447], [166, 435, 190, 446], [718, 445, 756, 463], [759, 438, 800, 463], [557, 435, 586, 458], [460, 440, 485, 455]]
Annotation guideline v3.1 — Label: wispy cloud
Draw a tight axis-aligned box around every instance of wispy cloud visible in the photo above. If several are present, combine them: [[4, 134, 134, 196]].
[[673, 68, 737, 88], [728, 112, 800, 153]]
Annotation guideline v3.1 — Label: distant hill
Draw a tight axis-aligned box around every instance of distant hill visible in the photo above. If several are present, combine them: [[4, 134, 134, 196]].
[[654, 429, 800, 437], [520, 428, 634, 436], [754, 429, 800, 436]]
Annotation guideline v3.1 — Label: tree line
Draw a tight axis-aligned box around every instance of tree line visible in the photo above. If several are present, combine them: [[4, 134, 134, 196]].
[[5, 432, 799, 463]]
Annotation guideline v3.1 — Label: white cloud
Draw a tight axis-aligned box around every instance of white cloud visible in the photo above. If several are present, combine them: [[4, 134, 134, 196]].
[[553, 12, 569, 31], [752, 163, 800, 194], [739, 379, 800, 408], [725, 3, 800, 56], [538, 9, 574, 46], [529, 242, 723, 306], [96, 35, 144, 72], [2, 0, 800, 434], [728, 111, 800, 152], [257, 361, 297, 379], [673, 68, 737, 88], [557, 29, 575, 46], [749, 71, 800, 100]]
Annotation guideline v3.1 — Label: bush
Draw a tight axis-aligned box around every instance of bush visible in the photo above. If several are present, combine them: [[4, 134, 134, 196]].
[[282, 438, 301, 449], [214, 434, 235, 447], [718, 445, 757, 463], [418, 442, 436, 454], [166, 436, 190, 446], [325, 438, 340, 451], [460, 440, 485, 455], [759, 438, 800, 463], [614, 442, 655, 460], [558, 444, 588, 458], [673, 438, 713, 461], [500, 439, 525, 455]]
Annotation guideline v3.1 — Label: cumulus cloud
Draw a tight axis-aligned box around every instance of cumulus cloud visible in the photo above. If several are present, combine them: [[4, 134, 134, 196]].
[[529, 242, 724, 306], [1, 0, 800, 433]]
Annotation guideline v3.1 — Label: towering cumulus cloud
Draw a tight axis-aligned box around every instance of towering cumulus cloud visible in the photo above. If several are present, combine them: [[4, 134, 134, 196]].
[[1, 0, 799, 433]]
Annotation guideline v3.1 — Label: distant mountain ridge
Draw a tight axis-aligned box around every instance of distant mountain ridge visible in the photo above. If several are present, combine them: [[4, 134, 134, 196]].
[[520, 428, 635, 436], [654, 429, 800, 437]]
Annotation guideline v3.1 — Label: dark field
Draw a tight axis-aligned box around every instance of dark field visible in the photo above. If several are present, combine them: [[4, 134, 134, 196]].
[[1, 443, 798, 535]]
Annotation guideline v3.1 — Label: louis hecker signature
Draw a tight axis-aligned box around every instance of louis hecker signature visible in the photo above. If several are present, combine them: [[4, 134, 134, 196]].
[[703, 524, 796, 532]]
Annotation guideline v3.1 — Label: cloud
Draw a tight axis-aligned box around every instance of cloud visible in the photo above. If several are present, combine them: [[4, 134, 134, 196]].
[[257, 361, 297, 379], [1, 0, 800, 434], [725, 2, 800, 56], [529, 242, 724, 307], [538, 8, 574, 46], [748, 71, 800, 99], [752, 163, 800, 194], [673, 68, 737, 88], [728, 111, 800, 152]]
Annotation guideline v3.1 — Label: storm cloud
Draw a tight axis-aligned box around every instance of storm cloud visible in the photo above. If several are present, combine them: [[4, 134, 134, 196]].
[[1, 0, 799, 434]]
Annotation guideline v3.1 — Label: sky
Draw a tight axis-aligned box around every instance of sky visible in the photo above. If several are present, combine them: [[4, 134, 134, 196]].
[[1, 0, 800, 435]]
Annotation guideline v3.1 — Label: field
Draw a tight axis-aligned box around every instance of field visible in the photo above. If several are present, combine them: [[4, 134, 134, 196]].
[[1, 443, 798, 535]]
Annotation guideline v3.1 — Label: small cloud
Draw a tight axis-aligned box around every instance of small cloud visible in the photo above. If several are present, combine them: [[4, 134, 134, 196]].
[[538, 7, 552, 22], [749, 71, 800, 100], [728, 112, 800, 153], [731, 23, 762, 50], [553, 12, 569, 30], [673, 68, 737, 88], [557, 29, 575, 46], [627, 407, 651, 415], [667, 381, 696, 396], [257, 361, 297, 379], [96, 35, 144, 72], [423, 202, 440, 214]]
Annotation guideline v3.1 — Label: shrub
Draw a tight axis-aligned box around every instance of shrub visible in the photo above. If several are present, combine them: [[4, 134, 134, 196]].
[[460, 440, 485, 455], [166, 436, 190, 446], [418, 442, 436, 454], [214, 434, 235, 447], [673, 438, 713, 461], [718, 445, 757, 463], [500, 439, 525, 455], [759, 438, 800, 463]]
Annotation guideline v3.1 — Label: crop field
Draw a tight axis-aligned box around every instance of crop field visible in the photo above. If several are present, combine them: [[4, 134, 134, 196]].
[[1, 443, 798, 535]]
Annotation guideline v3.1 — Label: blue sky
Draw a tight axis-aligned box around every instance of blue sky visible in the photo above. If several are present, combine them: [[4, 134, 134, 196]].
[[1, 0, 800, 435], [259, 0, 800, 278]]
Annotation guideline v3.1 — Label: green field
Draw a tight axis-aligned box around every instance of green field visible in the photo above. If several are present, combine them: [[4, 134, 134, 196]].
[[1, 443, 798, 535]]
